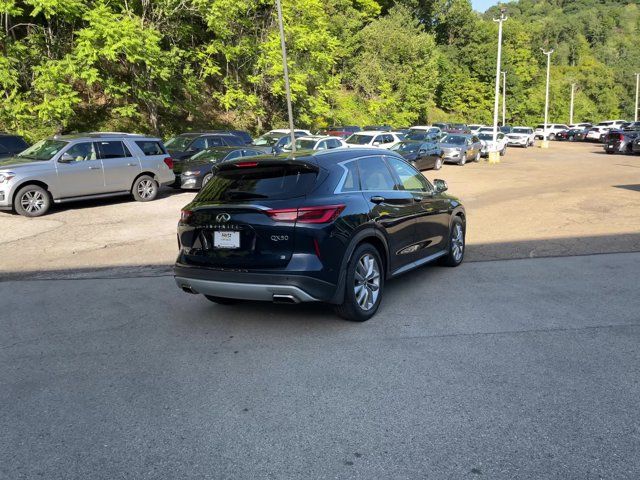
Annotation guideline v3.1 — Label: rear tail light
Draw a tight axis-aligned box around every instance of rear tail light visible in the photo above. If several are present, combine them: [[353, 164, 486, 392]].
[[164, 157, 174, 169], [235, 161, 259, 168], [266, 205, 345, 224], [180, 209, 193, 223]]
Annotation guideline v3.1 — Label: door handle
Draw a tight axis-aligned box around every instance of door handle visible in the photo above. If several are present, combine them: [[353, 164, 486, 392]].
[[127, 163, 137, 166], [89, 166, 101, 170], [370, 196, 385, 204]]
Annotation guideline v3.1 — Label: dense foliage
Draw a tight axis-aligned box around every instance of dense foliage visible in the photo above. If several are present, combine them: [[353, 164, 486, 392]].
[[1, 0, 638, 140]]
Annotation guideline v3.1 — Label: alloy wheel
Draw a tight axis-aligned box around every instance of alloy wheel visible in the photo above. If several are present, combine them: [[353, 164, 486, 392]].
[[451, 223, 464, 262], [137, 179, 156, 199], [20, 190, 45, 214], [354, 253, 380, 311]]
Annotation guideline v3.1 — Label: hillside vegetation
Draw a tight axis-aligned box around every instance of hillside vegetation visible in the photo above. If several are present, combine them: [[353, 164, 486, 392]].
[[0, 0, 638, 140]]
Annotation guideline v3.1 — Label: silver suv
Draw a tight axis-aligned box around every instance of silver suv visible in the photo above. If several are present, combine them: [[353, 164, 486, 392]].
[[0, 133, 175, 217]]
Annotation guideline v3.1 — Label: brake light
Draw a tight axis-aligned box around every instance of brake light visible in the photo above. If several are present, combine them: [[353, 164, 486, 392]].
[[180, 209, 193, 223], [236, 161, 259, 168], [164, 157, 174, 169], [266, 205, 345, 224]]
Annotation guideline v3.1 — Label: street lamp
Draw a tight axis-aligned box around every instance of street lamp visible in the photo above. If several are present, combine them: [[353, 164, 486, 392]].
[[275, 0, 296, 152], [635, 73, 639, 122], [501, 71, 507, 126], [489, 8, 507, 164], [569, 83, 576, 125], [541, 48, 554, 148]]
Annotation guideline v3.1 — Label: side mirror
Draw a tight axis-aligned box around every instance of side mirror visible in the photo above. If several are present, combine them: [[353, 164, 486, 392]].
[[433, 179, 448, 193], [372, 142, 380, 146], [59, 153, 74, 163]]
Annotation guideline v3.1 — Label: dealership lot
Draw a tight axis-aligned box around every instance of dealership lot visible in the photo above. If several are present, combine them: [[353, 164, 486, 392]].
[[2, 142, 640, 478], [1, 141, 639, 277]]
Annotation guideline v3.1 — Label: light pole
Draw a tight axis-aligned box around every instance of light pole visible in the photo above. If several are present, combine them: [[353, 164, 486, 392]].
[[541, 48, 554, 148], [489, 8, 507, 164], [569, 83, 575, 125], [635, 73, 639, 122], [501, 71, 507, 126], [275, 0, 296, 152]]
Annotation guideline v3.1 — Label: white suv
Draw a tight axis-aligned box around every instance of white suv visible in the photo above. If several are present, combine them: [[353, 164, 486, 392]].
[[534, 124, 569, 140], [345, 131, 402, 149]]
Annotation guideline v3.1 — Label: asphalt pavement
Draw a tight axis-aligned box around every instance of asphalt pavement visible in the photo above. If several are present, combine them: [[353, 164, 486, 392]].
[[2, 252, 639, 479]]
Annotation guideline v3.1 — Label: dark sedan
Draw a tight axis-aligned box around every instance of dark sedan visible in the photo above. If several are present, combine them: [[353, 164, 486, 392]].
[[180, 147, 268, 190], [390, 140, 443, 170], [556, 128, 588, 141]]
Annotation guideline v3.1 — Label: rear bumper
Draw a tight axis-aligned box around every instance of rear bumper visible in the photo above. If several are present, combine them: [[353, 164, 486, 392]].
[[174, 264, 338, 303]]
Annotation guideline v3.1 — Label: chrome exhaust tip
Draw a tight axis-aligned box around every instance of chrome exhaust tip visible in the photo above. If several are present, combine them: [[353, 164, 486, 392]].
[[181, 284, 198, 294], [272, 294, 299, 304]]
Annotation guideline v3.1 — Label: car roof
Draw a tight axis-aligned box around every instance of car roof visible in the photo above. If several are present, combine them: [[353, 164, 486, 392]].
[[354, 130, 391, 135], [234, 147, 402, 165], [53, 132, 161, 141]]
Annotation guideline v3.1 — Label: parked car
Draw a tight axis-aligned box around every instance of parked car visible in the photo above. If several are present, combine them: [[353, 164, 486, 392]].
[[345, 131, 402, 149], [432, 122, 450, 131], [499, 125, 513, 134], [445, 124, 470, 134], [363, 125, 392, 132], [166, 132, 245, 161], [390, 140, 444, 170], [174, 148, 466, 321], [324, 126, 361, 138], [534, 124, 570, 140], [478, 132, 508, 157], [468, 124, 484, 134], [439, 134, 482, 165], [0, 133, 174, 217], [556, 128, 588, 141], [506, 127, 535, 147], [603, 130, 640, 154], [180, 147, 268, 190], [0, 134, 29, 159], [585, 126, 607, 142], [408, 126, 442, 137], [622, 121, 640, 131], [406, 130, 440, 142], [632, 136, 640, 154], [252, 130, 306, 154], [569, 123, 592, 130], [282, 135, 347, 152]]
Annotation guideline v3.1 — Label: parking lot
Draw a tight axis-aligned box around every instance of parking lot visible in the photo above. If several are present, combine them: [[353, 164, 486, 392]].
[[2, 142, 640, 478], [1, 141, 639, 277]]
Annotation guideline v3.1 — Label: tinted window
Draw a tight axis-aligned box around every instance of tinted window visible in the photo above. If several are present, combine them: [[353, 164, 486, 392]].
[[242, 149, 265, 157], [135, 141, 165, 156], [442, 135, 466, 145], [65, 142, 97, 162], [224, 150, 243, 161], [358, 156, 395, 191], [190, 137, 207, 150], [346, 134, 374, 145], [0, 136, 28, 151], [386, 157, 430, 192], [97, 141, 131, 159], [220, 135, 244, 146], [197, 164, 317, 202], [339, 161, 360, 192], [0, 144, 9, 154]]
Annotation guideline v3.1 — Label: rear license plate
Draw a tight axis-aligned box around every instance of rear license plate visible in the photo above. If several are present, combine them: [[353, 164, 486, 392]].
[[214, 231, 240, 249]]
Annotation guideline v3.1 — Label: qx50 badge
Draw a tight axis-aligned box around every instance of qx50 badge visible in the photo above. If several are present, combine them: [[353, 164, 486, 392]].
[[215, 213, 231, 223]]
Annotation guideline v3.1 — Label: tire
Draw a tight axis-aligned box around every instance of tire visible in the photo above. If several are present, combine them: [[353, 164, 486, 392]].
[[201, 173, 213, 189], [439, 216, 465, 267], [434, 156, 443, 170], [205, 295, 241, 305], [14, 184, 51, 217], [569, 136, 574, 142], [500, 146, 506, 156], [458, 153, 467, 166], [334, 243, 384, 322], [549, 133, 556, 141], [132, 175, 158, 202]]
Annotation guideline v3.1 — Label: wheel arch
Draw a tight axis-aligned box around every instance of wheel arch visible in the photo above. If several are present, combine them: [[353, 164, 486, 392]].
[[12, 180, 51, 205], [131, 171, 158, 190]]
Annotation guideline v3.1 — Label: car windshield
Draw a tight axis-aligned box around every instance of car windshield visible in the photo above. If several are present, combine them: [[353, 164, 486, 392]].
[[390, 142, 420, 153], [512, 128, 530, 134], [190, 150, 228, 163], [477, 133, 494, 140], [442, 135, 466, 145], [346, 134, 374, 145], [289, 139, 317, 150], [406, 132, 429, 141], [165, 135, 194, 150], [17, 139, 67, 160], [252, 133, 283, 147]]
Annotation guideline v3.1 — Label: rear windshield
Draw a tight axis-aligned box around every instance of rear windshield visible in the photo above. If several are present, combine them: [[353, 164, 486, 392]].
[[196, 164, 318, 202]]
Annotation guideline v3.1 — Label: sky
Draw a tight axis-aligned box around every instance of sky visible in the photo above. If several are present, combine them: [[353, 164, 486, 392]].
[[472, 0, 498, 12]]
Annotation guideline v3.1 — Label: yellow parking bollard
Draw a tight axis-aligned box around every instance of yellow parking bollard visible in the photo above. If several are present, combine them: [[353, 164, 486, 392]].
[[488, 151, 500, 164], [539, 140, 550, 149]]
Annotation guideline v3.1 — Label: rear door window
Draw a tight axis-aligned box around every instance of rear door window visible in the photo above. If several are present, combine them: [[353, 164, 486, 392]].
[[135, 141, 165, 156], [223, 150, 243, 162], [358, 156, 396, 191], [197, 164, 318, 202], [97, 141, 132, 159]]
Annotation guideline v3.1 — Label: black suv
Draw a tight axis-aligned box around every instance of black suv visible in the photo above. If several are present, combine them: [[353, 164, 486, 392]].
[[174, 148, 466, 321], [0, 134, 29, 158]]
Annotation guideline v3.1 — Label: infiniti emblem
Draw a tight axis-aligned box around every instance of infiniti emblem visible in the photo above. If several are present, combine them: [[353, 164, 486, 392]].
[[215, 213, 231, 223]]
